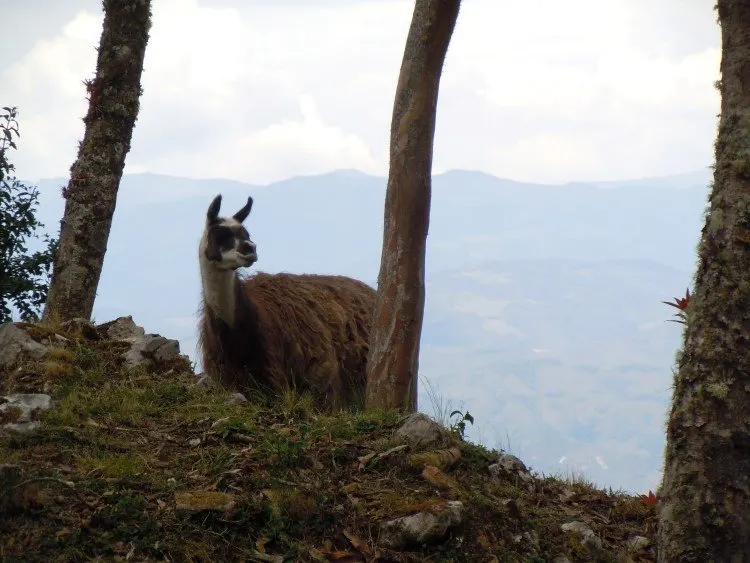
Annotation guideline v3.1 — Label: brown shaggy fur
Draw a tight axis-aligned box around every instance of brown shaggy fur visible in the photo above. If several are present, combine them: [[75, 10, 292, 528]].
[[198, 271, 376, 410]]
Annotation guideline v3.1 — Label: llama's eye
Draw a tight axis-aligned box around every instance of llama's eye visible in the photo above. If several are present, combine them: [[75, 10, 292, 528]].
[[215, 229, 234, 247]]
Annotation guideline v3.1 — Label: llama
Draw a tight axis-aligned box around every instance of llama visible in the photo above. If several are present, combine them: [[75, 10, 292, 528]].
[[197, 194, 376, 410]]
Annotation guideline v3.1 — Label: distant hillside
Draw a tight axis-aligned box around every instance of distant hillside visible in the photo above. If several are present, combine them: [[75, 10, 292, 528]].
[[420, 258, 686, 495], [28, 168, 707, 493]]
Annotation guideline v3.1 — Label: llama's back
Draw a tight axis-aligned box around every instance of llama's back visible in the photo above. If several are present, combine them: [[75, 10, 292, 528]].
[[240, 272, 376, 408]]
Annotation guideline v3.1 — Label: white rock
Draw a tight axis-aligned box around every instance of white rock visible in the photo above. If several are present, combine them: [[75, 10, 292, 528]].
[[561, 520, 603, 551], [394, 412, 448, 448], [194, 373, 217, 389], [227, 392, 248, 405], [627, 535, 650, 551], [489, 453, 533, 482], [379, 500, 464, 549], [124, 334, 182, 366], [1, 393, 51, 422], [154, 340, 180, 362], [143, 335, 177, 359], [211, 417, 231, 430], [0, 393, 52, 435], [0, 323, 47, 368], [102, 316, 145, 341]]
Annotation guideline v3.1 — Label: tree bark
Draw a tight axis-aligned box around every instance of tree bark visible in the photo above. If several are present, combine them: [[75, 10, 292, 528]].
[[364, 0, 460, 412], [658, 2, 750, 560], [42, 0, 151, 323]]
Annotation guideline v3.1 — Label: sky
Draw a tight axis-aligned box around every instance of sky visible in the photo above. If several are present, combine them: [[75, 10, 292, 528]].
[[3, 0, 720, 187]]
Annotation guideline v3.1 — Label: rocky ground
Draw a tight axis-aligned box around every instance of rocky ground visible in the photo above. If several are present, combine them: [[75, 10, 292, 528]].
[[0, 318, 657, 562]]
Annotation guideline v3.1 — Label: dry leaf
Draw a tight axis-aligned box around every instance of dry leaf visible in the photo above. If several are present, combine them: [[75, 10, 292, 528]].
[[341, 483, 360, 495], [357, 444, 408, 470], [343, 529, 372, 556], [315, 545, 365, 562], [256, 533, 269, 553], [408, 447, 462, 470], [422, 464, 461, 492], [357, 452, 377, 468]]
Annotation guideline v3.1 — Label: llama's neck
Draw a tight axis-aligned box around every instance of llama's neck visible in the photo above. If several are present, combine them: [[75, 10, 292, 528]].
[[200, 258, 238, 327]]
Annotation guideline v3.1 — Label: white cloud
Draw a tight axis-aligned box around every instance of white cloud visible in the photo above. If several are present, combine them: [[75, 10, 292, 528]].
[[2, 0, 720, 188], [215, 95, 379, 181], [490, 132, 600, 184], [3, 10, 98, 180]]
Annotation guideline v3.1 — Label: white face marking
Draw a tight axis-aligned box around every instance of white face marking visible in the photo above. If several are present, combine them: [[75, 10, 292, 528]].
[[201, 216, 258, 272], [200, 261, 237, 326], [218, 217, 241, 229], [199, 195, 256, 326]]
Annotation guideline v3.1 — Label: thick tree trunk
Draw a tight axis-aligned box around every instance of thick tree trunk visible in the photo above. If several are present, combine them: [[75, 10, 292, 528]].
[[42, 0, 151, 323], [365, 0, 460, 412], [658, 2, 750, 560]]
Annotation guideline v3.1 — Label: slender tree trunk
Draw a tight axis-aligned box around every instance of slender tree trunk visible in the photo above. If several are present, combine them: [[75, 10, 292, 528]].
[[365, 0, 460, 412], [658, 2, 750, 559], [42, 0, 151, 323]]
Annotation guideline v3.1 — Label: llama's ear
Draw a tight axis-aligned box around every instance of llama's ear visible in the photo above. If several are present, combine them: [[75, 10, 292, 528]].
[[207, 194, 222, 223], [233, 196, 253, 223]]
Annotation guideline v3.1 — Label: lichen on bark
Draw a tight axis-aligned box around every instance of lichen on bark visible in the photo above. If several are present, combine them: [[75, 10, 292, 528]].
[[658, 1, 750, 559], [364, 0, 461, 412], [42, 0, 152, 323]]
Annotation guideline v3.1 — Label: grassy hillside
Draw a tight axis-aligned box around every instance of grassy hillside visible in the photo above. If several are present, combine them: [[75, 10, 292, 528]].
[[0, 321, 656, 562]]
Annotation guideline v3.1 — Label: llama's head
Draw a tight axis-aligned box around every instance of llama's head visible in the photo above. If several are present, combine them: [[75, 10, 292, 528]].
[[200, 194, 258, 271]]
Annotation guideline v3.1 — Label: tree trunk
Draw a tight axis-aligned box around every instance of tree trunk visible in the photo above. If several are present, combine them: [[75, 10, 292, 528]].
[[42, 0, 151, 323], [658, 2, 750, 559], [364, 0, 460, 412]]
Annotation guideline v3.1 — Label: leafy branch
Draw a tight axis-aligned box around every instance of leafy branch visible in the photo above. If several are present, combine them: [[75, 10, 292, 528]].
[[0, 106, 58, 323]]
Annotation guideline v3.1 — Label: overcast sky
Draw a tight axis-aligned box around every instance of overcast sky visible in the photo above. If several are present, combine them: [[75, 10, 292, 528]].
[[4, 0, 719, 185]]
